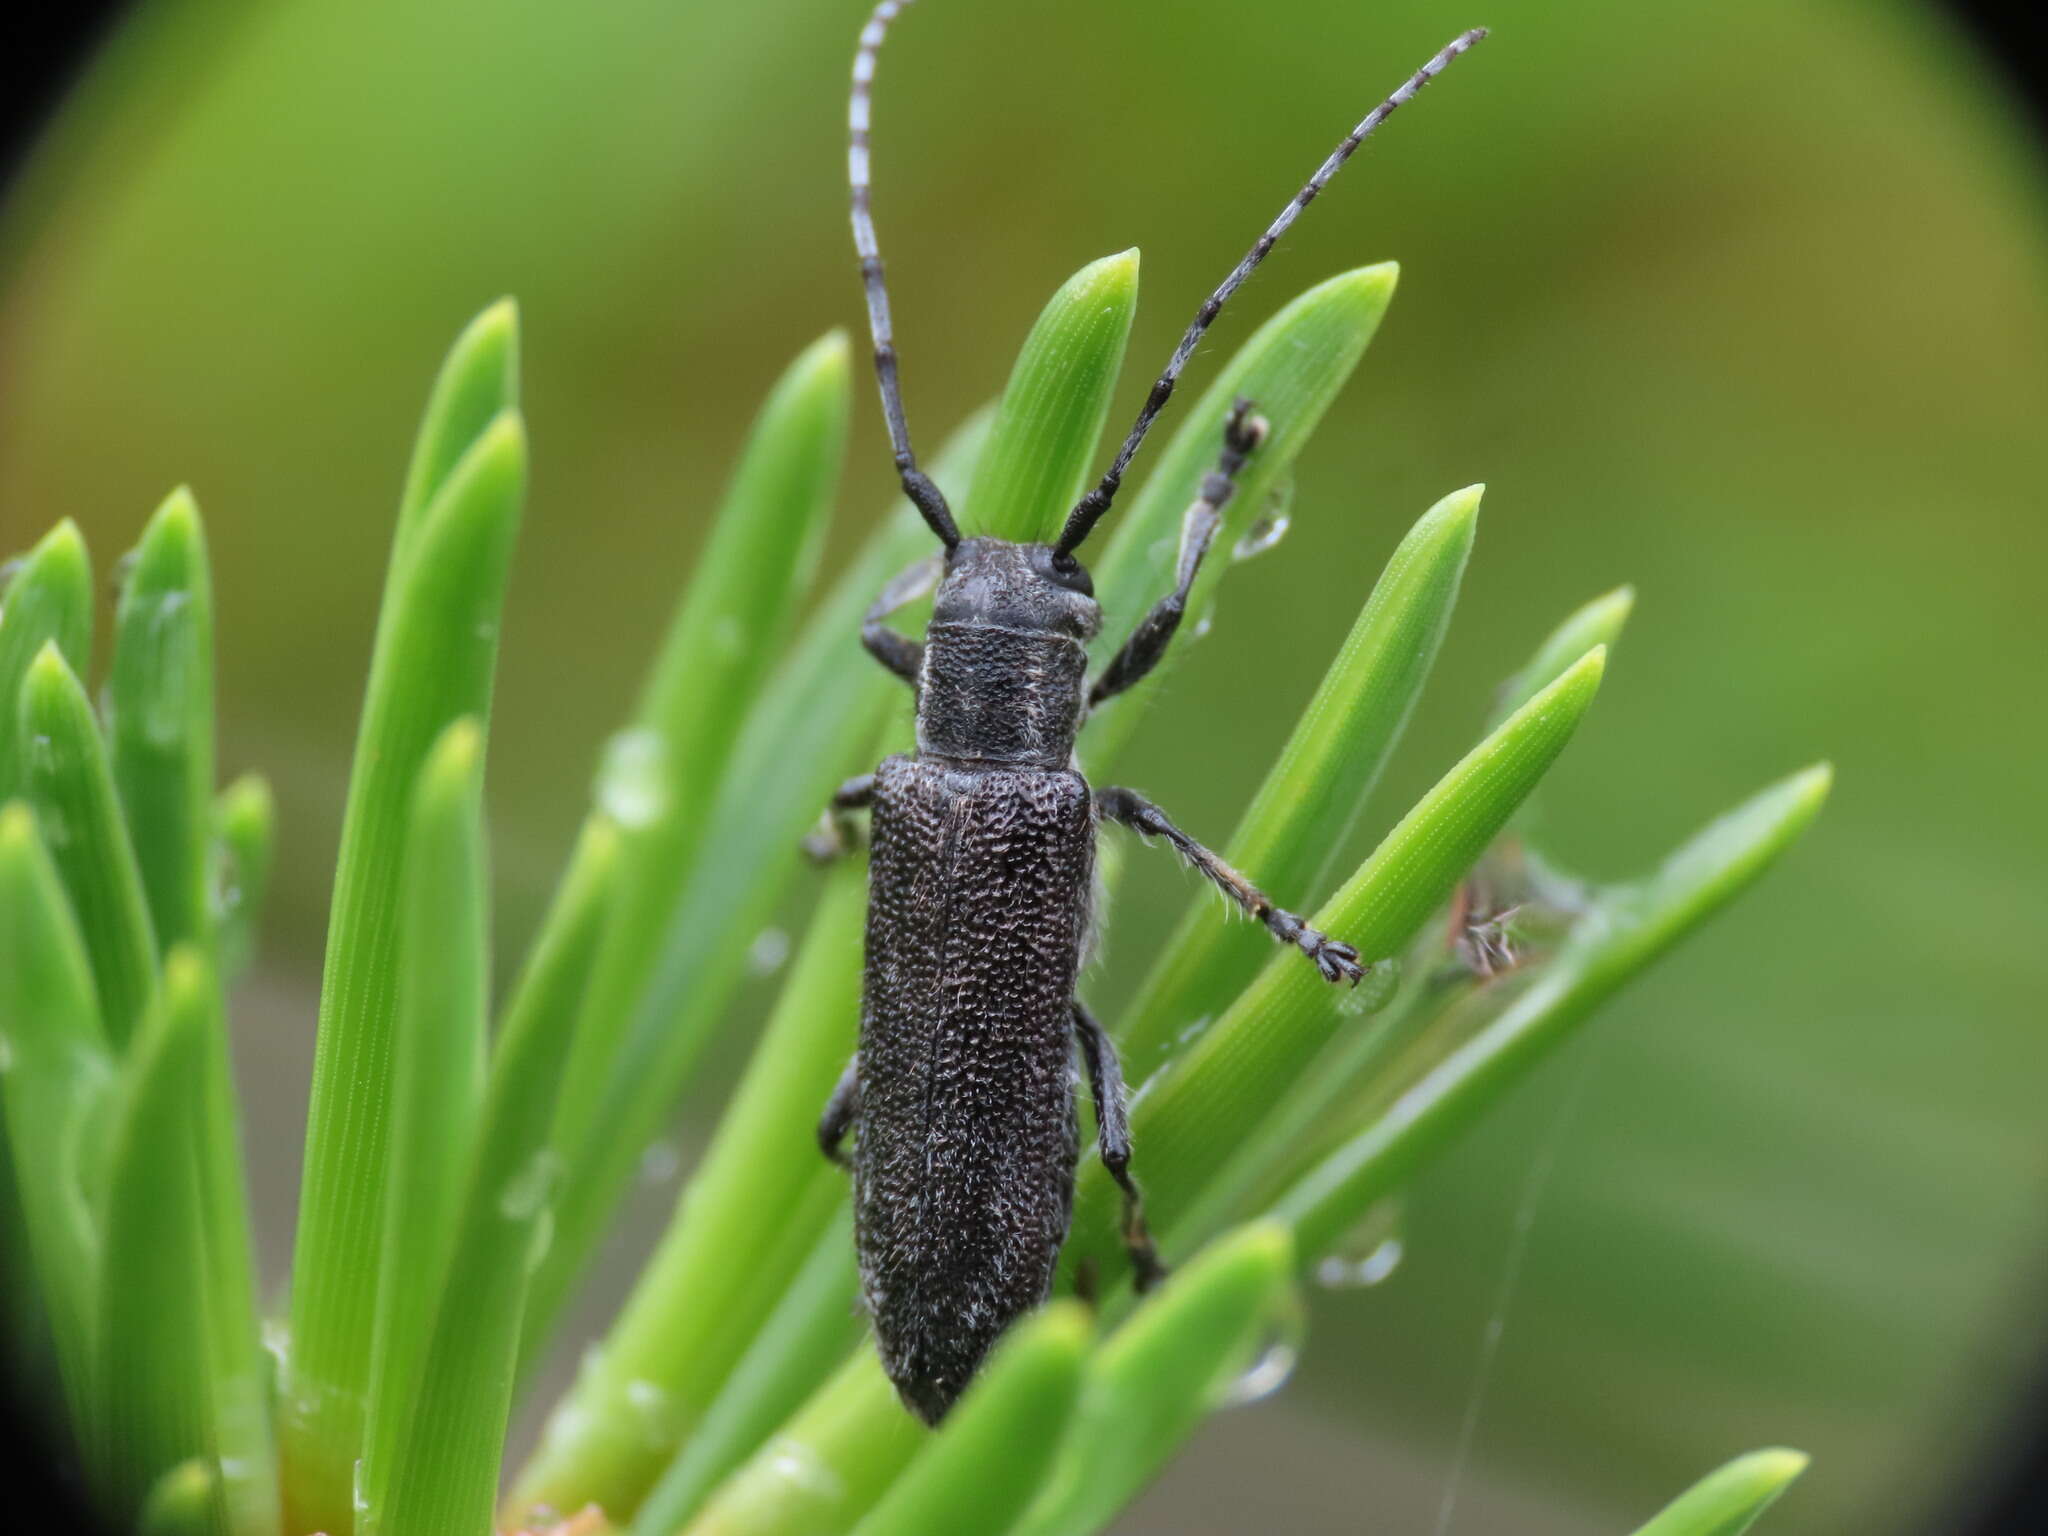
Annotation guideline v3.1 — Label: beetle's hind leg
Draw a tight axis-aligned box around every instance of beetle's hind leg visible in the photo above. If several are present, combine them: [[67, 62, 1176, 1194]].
[[803, 773, 877, 862], [818, 1055, 860, 1168], [1073, 1001, 1168, 1292]]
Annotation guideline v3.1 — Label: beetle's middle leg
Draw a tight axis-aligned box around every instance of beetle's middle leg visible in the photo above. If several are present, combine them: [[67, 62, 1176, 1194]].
[[1072, 1001, 1167, 1293], [802, 773, 876, 862], [1088, 398, 1267, 710], [1097, 786, 1367, 985], [817, 1055, 860, 1168]]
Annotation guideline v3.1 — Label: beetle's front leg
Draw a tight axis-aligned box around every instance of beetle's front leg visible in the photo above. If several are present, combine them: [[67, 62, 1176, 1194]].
[[1087, 399, 1266, 710], [1072, 1002, 1167, 1292], [802, 773, 876, 863], [861, 554, 942, 687], [818, 1055, 861, 1168], [1097, 785, 1366, 984]]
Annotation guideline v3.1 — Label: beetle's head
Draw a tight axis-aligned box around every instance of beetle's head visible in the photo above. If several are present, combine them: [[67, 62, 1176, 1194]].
[[931, 537, 1102, 642]]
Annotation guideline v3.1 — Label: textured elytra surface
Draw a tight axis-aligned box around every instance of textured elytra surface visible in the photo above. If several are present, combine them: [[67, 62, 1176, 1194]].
[[855, 752, 1094, 1421]]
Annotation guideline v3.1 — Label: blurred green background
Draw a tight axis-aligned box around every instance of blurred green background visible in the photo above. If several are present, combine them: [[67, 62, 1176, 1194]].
[[3, 0, 2044, 1531]]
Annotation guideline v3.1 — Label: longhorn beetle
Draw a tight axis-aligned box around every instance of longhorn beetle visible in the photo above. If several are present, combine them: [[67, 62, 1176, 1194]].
[[811, 0, 1487, 1423]]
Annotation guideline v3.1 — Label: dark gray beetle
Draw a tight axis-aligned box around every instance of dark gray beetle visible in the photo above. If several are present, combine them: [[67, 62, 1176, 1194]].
[[812, 0, 1487, 1423]]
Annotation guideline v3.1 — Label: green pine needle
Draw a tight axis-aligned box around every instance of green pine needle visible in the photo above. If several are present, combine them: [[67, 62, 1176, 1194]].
[[1011, 1223, 1298, 1536], [963, 250, 1139, 543], [0, 799, 111, 1440], [283, 308, 526, 1535], [536, 334, 851, 1364], [676, 1353, 925, 1536], [514, 859, 867, 1520], [1630, 1448, 1811, 1536], [93, 948, 217, 1530], [386, 812, 622, 1536], [628, 1215, 864, 1536], [210, 774, 275, 982], [106, 490, 217, 956], [846, 1304, 1090, 1536], [0, 519, 94, 800], [18, 642, 159, 1046], [361, 718, 492, 1531]]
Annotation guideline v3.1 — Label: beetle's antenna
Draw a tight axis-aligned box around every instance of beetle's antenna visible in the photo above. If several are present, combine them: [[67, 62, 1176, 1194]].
[[851, 0, 962, 551], [1056, 27, 1488, 556]]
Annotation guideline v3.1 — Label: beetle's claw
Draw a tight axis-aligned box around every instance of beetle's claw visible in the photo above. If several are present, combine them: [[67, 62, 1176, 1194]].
[[1310, 938, 1367, 986]]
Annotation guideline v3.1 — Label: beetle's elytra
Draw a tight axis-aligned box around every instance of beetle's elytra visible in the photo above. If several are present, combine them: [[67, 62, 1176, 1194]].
[[814, 0, 1486, 1422]]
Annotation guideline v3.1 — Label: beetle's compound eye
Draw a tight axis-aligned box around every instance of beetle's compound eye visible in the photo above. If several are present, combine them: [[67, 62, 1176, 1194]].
[[1039, 546, 1094, 596]]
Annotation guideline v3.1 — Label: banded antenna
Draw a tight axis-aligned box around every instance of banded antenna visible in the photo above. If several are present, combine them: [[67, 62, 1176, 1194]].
[[849, 0, 961, 550], [1055, 26, 1488, 556], [848, 3, 1487, 558]]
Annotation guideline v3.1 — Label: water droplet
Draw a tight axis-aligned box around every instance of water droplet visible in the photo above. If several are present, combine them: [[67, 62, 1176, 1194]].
[[639, 1139, 682, 1186], [1231, 511, 1292, 563], [498, 1147, 561, 1221], [130, 590, 196, 746], [1132, 1015, 1211, 1093], [352, 1457, 369, 1518], [1213, 1283, 1306, 1409], [713, 614, 746, 657], [260, 1319, 289, 1379], [1335, 957, 1400, 1017], [1317, 1237, 1405, 1290], [525, 1205, 556, 1274], [764, 1437, 845, 1499], [538, 1396, 596, 1461], [1219, 1326, 1302, 1410], [29, 787, 70, 850], [110, 548, 140, 596], [596, 728, 671, 829], [625, 1379, 679, 1449], [747, 926, 791, 977], [212, 840, 245, 926], [1190, 612, 1213, 640], [1315, 1199, 1407, 1291], [1222, 1339, 1297, 1407]]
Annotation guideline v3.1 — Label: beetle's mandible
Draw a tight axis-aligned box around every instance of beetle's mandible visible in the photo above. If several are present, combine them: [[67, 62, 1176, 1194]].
[[811, 0, 1488, 1423]]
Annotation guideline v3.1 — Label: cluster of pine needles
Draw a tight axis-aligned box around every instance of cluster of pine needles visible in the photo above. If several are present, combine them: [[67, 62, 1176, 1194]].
[[0, 253, 1823, 1535]]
